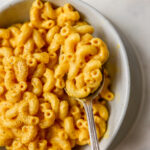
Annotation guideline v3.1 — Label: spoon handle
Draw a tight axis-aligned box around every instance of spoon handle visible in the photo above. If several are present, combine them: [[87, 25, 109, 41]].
[[83, 100, 100, 150]]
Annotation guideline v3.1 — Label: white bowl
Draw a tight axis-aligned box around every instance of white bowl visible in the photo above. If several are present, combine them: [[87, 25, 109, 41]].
[[0, 0, 130, 150]]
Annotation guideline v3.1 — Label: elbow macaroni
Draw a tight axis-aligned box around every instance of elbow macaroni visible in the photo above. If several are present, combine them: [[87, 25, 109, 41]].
[[0, 0, 114, 149]]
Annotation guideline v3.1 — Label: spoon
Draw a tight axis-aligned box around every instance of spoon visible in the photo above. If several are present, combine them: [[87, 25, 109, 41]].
[[66, 69, 105, 150]]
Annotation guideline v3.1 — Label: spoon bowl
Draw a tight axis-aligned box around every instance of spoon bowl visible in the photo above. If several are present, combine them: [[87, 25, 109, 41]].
[[65, 69, 105, 150]]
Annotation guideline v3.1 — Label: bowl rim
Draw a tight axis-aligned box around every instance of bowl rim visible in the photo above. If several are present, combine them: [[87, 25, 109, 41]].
[[0, 0, 131, 149]]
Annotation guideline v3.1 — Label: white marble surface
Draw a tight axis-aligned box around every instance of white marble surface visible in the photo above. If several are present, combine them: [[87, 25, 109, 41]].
[[80, 0, 150, 149], [0, 0, 150, 149]]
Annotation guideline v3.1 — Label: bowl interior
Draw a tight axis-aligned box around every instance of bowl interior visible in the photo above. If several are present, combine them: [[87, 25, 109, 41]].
[[0, 0, 130, 150]]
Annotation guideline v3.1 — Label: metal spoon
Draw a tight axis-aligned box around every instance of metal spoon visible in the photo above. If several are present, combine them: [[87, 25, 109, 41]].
[[66, 70, 105, 150]]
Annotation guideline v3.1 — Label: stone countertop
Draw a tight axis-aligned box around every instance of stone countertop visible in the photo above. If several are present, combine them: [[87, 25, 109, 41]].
[[81, 0, 150, 149]]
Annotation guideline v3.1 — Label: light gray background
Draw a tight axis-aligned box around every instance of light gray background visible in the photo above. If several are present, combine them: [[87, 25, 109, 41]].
[[1, 0, 150, 149]]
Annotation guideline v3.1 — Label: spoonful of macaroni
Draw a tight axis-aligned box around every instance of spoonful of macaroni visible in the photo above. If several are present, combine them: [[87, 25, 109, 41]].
[[65, 68, 105, 150]]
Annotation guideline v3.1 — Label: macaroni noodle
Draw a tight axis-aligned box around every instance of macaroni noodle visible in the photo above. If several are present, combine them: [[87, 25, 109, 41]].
[[0, 0, 114, 149]]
